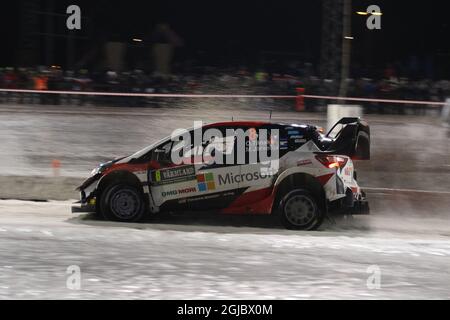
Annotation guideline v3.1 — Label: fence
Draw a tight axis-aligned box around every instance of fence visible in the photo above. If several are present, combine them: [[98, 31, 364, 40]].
[[0, 88, 446, 115]]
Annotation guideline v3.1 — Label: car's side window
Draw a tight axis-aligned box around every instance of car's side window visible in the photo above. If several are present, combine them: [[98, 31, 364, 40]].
[[151, 140, 173, 165], [167, 127, 230, 166], [201, 127, 237, 167], [170, 129, 199, 164], [240, 126, 277, 164], [280, 126, 308, 151], [242, 127, 257, 164]]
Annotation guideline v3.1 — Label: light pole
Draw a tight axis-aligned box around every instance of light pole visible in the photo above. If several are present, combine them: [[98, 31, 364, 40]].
[[339, 0, 352, 99]]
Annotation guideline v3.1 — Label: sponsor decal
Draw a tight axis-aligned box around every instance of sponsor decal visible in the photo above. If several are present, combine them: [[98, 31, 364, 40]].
[[162, 187, 197, 197], [297, 159, 312, 166], [150, 165, 196, 186], [294, 139, 307, 143], [178, 191, 237, 204], [287, 130, 300, 135], [218, 171, 271, 185], [196, 172, 216, 191], [289, 135, 304, 139], [344, 167, 352, 176], [246, 139, 273, 152]]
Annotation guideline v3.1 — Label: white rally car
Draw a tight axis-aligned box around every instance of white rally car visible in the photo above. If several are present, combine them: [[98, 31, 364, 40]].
[[72, 117, 370, 230]]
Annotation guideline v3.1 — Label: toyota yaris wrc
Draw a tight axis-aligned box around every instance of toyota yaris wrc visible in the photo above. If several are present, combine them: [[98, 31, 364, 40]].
[[72, 117, 370, 230]]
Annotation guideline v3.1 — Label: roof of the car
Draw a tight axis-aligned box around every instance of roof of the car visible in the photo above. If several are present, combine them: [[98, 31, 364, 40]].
[[204, 121, 270, 128], [204, 121, 312, 129]]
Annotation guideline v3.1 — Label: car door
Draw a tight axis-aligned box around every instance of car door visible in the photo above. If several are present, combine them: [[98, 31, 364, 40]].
[[186, 127, 243, 210], [145, 137, 197, 210], [147, 127, 242, 212], [236, 125, 278, 206]]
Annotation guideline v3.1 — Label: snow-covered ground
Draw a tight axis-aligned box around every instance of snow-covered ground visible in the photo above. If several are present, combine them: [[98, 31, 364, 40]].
[[0, 199, 449, 299]]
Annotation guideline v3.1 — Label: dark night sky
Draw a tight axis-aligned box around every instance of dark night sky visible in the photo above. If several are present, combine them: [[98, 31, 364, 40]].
[[1, 0, 449, 77]]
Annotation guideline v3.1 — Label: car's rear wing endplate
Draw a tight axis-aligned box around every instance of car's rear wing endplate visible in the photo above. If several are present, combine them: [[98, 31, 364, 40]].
[[325, 117, 370, 160]]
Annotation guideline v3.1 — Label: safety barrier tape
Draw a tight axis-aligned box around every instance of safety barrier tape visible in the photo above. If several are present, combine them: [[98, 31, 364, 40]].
[[302, 94, 445, 106], [364, 186, 450, 195], [0, 88, 446, 106], [0, 89, 295, 99]]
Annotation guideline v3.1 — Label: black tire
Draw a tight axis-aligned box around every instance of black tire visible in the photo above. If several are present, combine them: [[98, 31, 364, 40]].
[[100, 183, 146, 222], [278, 189, 324, 230]]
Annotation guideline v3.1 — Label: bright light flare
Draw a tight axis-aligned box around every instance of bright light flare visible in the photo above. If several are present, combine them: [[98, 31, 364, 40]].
[[316, 155, 348, 169], [356, 11, 383, 16]]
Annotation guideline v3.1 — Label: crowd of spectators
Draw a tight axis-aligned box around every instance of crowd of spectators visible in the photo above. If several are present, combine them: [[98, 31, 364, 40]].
[[1, 65, 449, 113]]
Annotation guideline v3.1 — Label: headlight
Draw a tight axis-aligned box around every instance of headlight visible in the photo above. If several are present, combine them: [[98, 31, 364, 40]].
[[90, 167, 101, 176], [90, 161, 113, 176]]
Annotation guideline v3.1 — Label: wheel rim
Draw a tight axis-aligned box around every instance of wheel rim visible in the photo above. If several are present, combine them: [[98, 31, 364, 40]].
[[110, 189, 140, 219], [284, 195, 316, 227]]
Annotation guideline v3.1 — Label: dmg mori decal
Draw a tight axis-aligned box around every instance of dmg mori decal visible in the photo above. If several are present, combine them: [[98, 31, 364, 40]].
[[162, 187, 197, 197]]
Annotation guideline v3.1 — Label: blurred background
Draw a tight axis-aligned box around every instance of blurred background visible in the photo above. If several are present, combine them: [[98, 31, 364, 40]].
[[0, 0, 449, 111]]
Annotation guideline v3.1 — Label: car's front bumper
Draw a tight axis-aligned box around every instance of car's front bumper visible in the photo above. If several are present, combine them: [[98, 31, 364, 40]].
[[73, 174, 101, 214], [71, 199, 96, 213]]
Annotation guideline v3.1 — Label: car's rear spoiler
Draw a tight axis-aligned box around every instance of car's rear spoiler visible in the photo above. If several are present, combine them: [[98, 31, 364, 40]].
[[324, 117, 370, 160]]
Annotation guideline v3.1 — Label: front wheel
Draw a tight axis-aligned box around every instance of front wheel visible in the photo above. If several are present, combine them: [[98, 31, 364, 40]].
[[278, 190, 323, 230], [100, 184, 146, 222]]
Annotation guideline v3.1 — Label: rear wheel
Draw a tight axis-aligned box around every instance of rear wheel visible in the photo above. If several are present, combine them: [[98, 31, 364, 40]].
[[279, 189, 323, 230], [100, 183, 146, 222]]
